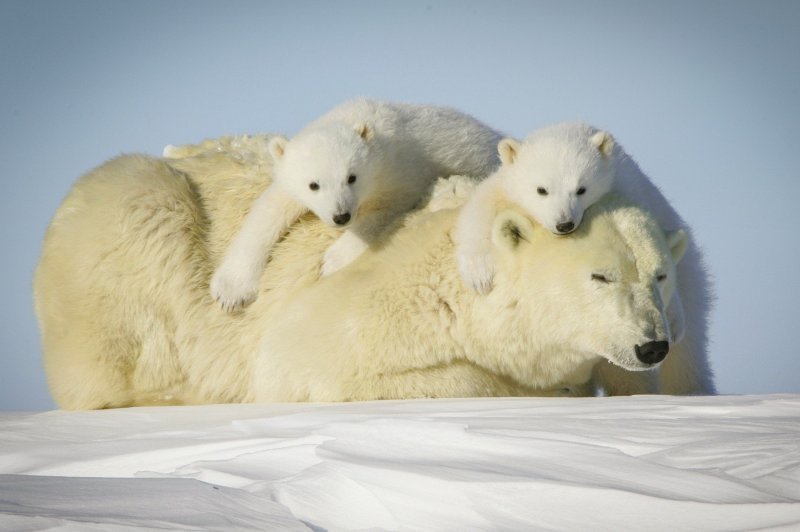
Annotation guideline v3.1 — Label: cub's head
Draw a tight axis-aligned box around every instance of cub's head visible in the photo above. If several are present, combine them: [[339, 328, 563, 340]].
[[491, 195, 688, 371], [498, 122, 617, 235], [269, 122, 380, 228]]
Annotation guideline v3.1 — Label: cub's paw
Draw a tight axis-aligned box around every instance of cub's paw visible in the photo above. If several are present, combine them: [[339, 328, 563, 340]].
[[321, 234, 369, 277], [457, 250, 495, 294], [210, 265, 260, 312]]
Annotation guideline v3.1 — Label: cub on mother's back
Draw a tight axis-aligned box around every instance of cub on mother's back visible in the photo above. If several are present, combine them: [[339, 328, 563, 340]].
[[207, 98, 503, 311]]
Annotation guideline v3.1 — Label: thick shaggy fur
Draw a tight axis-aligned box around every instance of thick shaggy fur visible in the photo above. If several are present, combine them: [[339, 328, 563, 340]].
[[35, 141, 691, 409]]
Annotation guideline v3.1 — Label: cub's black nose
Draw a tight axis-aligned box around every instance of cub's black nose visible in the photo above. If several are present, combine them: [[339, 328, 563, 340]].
[[332, 212, 351, 226], [635, 341, 669, 365], [556, 221, 575, 234]]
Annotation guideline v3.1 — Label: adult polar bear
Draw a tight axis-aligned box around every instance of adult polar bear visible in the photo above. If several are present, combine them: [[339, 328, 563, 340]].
[[34, 139, 693, 409]]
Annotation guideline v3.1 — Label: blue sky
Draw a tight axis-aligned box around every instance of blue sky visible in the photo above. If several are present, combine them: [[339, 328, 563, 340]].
[[2, 1, 798, 409]]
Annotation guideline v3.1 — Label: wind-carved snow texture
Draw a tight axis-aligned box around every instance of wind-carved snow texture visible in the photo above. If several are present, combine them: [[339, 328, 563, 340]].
[[0, 395, 799, 531]]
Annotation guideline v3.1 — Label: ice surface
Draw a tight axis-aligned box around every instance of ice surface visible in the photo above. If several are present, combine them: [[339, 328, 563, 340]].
[[1, 395, 798, 531]]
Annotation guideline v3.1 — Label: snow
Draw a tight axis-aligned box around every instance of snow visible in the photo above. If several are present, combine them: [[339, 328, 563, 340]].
[[1, 395, 799, 531]]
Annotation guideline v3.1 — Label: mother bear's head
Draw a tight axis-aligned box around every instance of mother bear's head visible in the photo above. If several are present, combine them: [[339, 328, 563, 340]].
[[486, 194, 688, 374]]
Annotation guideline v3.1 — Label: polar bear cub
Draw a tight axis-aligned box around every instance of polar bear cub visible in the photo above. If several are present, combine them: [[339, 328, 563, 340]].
[[211, 98, 502, 311], [458, 122, 672, 293]]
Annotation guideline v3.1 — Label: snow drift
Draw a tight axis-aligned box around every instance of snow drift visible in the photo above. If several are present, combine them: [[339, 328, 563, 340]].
[[1, 394, 798, 530]]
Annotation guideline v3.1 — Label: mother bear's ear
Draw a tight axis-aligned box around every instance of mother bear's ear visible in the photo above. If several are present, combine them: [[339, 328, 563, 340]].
[[491, 209, 536, 252], [666, 228, 689, 264]]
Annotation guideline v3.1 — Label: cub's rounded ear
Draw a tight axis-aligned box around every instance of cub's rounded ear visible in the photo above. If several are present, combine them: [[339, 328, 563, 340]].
[[268, 136, 289, 160], [666, 228, 689, 264], [355, 122, 373, 141], [498, 138, 521, 166], [491, 209, 535, 252], [590, 130, 615, 158]]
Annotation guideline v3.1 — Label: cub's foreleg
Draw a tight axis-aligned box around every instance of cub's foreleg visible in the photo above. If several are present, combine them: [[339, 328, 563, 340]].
[[211, 184, 306, 310]]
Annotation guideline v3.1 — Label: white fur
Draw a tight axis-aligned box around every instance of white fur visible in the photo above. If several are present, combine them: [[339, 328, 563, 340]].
[[456, 122, 715, 394], [33, 143, 693, 409], [211, 98, 502, 310]]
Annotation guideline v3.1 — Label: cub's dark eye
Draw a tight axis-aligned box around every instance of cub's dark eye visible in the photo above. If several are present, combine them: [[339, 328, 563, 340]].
[[537, 187, 548, 196], [656, 273, 667, 282], [309, 182, 320, 191], [577, 187, 586, 196], [348, 174, 357, 184], [591, 273, 611, 283]]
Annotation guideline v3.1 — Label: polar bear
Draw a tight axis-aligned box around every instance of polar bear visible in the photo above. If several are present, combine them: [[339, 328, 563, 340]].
[[34, 140, 697, 409], [209, 98, 503, 311], [456, 122, 715, 394]]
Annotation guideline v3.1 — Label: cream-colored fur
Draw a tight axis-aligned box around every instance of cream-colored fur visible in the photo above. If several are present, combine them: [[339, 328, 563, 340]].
[[34, 138, 688, 409]]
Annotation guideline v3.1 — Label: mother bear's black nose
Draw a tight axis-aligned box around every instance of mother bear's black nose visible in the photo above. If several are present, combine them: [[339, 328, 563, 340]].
[[635, 341, 669, 364]]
